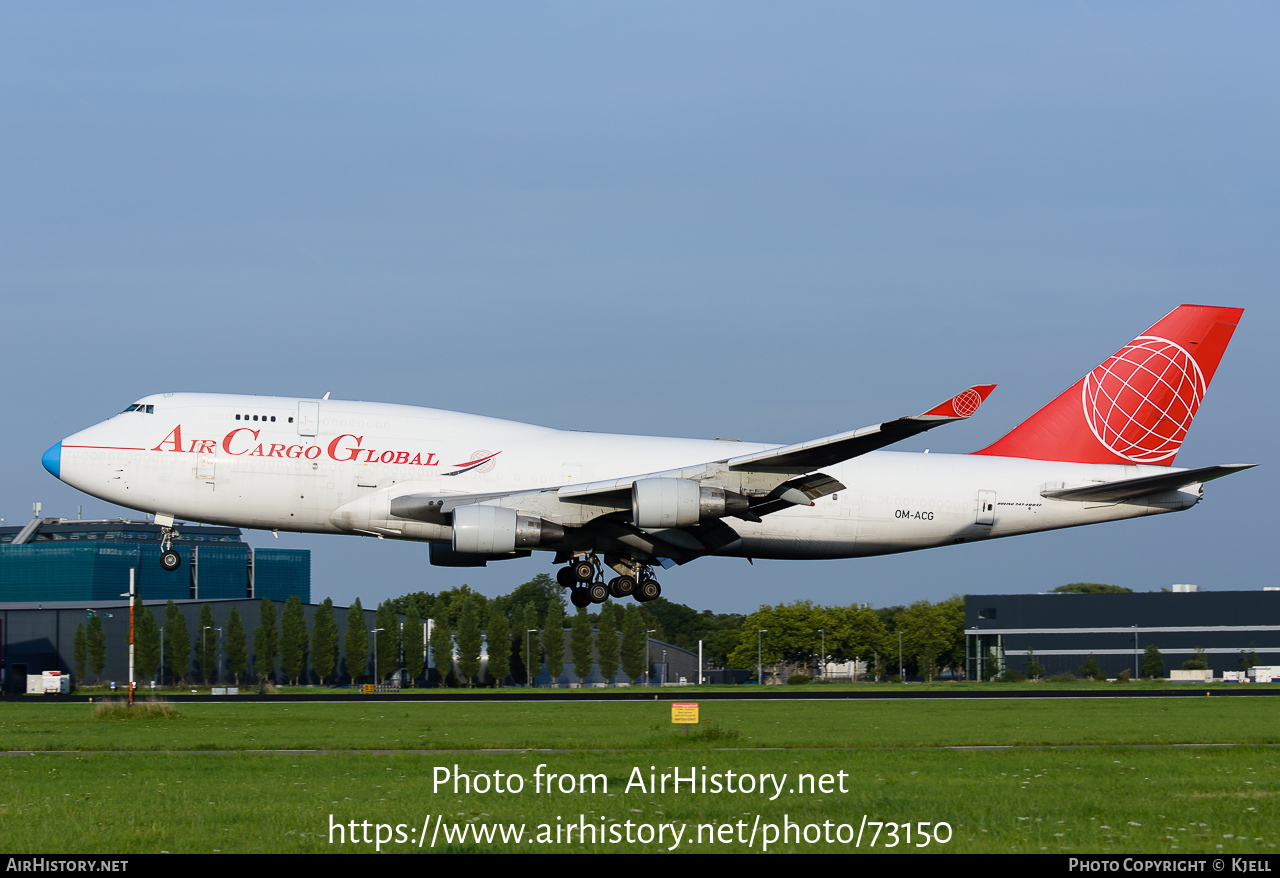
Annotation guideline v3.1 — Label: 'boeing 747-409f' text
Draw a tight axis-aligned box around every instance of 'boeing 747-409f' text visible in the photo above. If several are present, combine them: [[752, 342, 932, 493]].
[[42, 305, 1252, 606]]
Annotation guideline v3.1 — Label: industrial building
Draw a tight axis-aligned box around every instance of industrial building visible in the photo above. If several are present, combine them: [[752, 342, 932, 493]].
[[0, 517, 309, 603], [965, 590, 1280, 680]]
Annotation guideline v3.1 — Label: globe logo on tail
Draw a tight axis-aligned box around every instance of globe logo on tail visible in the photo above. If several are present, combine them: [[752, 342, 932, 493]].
[[1081, 336, 1205, 463]]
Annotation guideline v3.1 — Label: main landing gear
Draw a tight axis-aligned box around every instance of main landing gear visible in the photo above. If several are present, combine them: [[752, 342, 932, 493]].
[[556, 556, 661, 605]]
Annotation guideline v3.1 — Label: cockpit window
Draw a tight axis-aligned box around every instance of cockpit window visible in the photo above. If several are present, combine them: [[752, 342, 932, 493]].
[[120, 404, 155, 414]]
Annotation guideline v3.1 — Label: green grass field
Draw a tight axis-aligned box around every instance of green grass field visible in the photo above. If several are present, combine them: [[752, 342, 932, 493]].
[[0, 696, 1276, 853]]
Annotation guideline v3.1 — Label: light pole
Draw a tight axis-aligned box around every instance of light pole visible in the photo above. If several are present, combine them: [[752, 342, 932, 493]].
[[646, 630, 656, 686], [898, 630, 904, 681], [159, 626, 164, 688], [119, 568, 136, 705], [204, 627, 225, 686], [527, 629, 538, 687], [371, 628, 385, 685], [199, 625, 209, 684], [817, 628, 824, 682], [426, 618, 434, 685], [757, 629, 768, 685]]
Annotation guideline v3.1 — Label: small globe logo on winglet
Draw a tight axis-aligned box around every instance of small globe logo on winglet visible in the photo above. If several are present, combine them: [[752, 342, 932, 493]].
[[1081, 336, 1205, 463], [951, 389, 984, 418]]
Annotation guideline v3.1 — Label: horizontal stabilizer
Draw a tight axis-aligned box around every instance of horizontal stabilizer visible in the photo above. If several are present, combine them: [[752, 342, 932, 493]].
[[1040, 464, 1255, 503], [727, 385, 996, 472]]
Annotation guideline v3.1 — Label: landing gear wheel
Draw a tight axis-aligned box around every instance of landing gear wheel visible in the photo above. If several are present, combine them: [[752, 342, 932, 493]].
[[588, 582, 609, 604], [160, 550, 181, 572], [556, 567, 576, 588], [570, 587, 592, 608], [636, 579, 661, 602], [609, 576, 636, 599], [572, 560, 595, 582]]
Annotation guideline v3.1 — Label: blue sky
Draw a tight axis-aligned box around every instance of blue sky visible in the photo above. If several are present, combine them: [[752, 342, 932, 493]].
[[2, 3, 1276, 613]]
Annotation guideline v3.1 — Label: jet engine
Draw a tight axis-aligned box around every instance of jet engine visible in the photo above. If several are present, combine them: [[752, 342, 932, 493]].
[[451, 505, 566, 554], [630, 478, 749, 528]]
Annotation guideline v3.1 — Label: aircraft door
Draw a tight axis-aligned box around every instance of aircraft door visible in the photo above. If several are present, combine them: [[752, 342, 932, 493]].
[[976, 490, 997, 526], [297, 401, 319, 437], [196, 453, 215, 480]]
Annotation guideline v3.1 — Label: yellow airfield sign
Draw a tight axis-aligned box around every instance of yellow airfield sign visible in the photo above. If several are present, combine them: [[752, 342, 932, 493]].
[[671, 702, 699, 724]]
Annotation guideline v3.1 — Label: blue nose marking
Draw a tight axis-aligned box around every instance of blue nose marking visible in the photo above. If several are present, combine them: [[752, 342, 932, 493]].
[[41, 442, 62, 479]]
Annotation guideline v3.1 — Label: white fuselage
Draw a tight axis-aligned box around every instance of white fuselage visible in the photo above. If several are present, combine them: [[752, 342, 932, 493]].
[[51, 393, 1200, 561]]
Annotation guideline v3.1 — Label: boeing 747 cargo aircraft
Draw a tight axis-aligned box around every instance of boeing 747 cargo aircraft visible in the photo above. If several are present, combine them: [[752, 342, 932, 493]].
[[42, 305, 1251, 606]]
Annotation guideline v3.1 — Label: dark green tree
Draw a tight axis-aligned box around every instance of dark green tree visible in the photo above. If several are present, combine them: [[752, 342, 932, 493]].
[[1142, 644, 1164, 679], [503, 574, 561, 630], [343, 598, 368, 685], [486, 602, 511, 687], [1182, 646, 1209, 671], [87, 613, 106, 683], [542, 595, 565, 687], [429, 613, 454, 687], [1239, 646, 1259, 671], [225, 606, 247, 685], [1025, 648, 1045, 681], [395, 590, 438, 622], [403, 603, 425, 687], [311, 598, 338, 686], [570, 606, 595, 686], [198, 603, 217, 685], [253, 598, 279, 683], [1079, 653, 1103, 680], [455, 597, 482, 687], [621, 604, 647, 684], [374, 600, 399, 684], [164, 601, 190, 685], [1051, 583, 1134, 594], [134, 598, 160, 684], [73, 624, 87, 685], [594, 600, 620, 685], [281, 595, 309, 685]]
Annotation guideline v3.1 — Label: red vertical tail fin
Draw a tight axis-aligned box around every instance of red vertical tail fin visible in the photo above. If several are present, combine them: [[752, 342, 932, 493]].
[[973, 305, 1243, 466]]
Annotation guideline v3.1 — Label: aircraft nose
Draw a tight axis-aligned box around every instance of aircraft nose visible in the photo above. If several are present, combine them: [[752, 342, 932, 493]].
[[41, 441, 62, 480]]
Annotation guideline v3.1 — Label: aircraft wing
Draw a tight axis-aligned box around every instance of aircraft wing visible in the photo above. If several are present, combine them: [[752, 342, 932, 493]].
[[724, 384, 997, 472], [558, 384, 997, 507], [1040, 464, 1255, 503]]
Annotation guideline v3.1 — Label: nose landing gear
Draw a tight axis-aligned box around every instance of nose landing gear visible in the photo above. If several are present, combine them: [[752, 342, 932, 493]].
[[156, 515, 182, 571]]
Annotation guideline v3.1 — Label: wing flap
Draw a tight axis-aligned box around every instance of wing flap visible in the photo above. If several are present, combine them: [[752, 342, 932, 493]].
[[1041, 464, 1255, 503]]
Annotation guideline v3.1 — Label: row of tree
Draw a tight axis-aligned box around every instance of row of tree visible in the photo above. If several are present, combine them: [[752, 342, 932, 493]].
[[717, 597, 965, 681], [67, 586, 665, 688], [68, 575, 972, 687], [74, 596, 313, 686], [395, 577, 967, 684]]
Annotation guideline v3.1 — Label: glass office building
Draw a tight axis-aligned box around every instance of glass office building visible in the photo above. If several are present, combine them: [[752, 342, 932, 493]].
[[0, 519, 308, 603]]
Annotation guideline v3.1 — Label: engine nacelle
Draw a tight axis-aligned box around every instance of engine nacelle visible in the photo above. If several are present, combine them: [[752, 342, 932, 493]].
[[430, 543, 530, 567], [451, 505, 566, 554], [631, 479, 749, 528]]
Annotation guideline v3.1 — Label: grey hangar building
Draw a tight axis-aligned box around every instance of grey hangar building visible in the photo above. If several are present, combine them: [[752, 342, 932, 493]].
[[965, 590, 1280, 680]]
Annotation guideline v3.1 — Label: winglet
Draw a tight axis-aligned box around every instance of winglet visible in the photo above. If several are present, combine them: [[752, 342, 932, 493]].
[[918, 385, 997, 420]]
